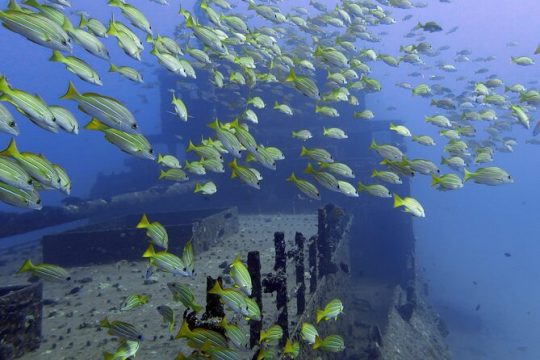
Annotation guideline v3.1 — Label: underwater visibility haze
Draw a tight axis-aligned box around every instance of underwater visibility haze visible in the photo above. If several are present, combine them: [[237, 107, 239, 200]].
[[0, 0, 539, 359]]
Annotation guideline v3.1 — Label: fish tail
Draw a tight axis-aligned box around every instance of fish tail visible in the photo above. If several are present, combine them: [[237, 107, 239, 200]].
[[0, 138, 20, 158], [393, 194, 403, 208], [107, 0, 123, 7], [0, 75, 10, 93], [84, 118, 107, 131], [184, 15, 195, 29], [17, 259, 34, 273], [208, 280, 222, 295], [231, 254, 241, 267], [286, 172, 297, 182], [142, 244, 156, 258], [431, 175, 440, 186], [207, 118, 220, 129], [175, 319, 191, 339], [186, 140, 196, 152], [194, 183, 202, 193], [316, 310, 325, 324], [370, 170, 377, 178], [441, 156, 447, 165], [158, 170, 167, 179], [369, 139, 377, 150], [106, 19, 118, 36], [136, 214, 150, 229], [61, 17, 73, 32], [103, 352, 113, 360], [78, 14, 87, 28], [463, 168, 473, 182], [300, 146, 308, 157], [99, 317, 110, 328], [188, 301, 202, 313], [60, 81, 78, 100], [247, 0, 255, 10], [285, 69, 296, 82], [313, 336, 322, 349], [356, 181, 366, 192], [157, 154, 163, 163], [49, 50, 64, 63], [108, 63, 118, 72], [304, 162, 314, 174]]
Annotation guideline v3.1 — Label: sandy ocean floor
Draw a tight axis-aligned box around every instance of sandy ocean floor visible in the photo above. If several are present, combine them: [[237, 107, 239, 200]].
[[0, 214, 318, 360]]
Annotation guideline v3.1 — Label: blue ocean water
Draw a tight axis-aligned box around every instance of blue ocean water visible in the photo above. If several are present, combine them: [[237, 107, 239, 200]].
[[0, 0, 539, 359]]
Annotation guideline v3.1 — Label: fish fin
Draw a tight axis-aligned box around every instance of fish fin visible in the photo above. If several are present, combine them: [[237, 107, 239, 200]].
[[84, 118, 107, 131], [60, 81, 78, 100], [136, 214, 150, 229], [285, 69, 296, 82], [0, 75, 11, 93], [286, 172, 297, 182], [99, 317, 110, 328], [17, 259, 34, 273], [393, 194, 404, 208], [78, 14, 87, 28], [107, 0, 123, 7], [142, 244, 156, 258], [463, 168, 473, 182], [208, 280, 222, 295], [313, 336, 322, 349], [0, 138, 20, 158], [207, 118, 220, 129], [48, 50, 64, 63], [231, 254, 241, 267], [315, 310, 324, 324], [186, 140, 196, 152], [192, 303, 203, 313]]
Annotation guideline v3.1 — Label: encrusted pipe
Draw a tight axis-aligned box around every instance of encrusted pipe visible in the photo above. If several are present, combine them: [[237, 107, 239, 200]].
[[202, 276, 225, 320], [248, 251, 262, 349], [308, 235, 317, 294], [294, 232, 306, 315]]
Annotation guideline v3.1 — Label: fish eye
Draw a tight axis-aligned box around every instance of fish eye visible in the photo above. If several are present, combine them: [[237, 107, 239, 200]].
[[137, 335, 143, 341], [131, 124, 138, 129], [149, 149, 154, 154], [66, 276, 72, 281], [9, 121, 15, 127]]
